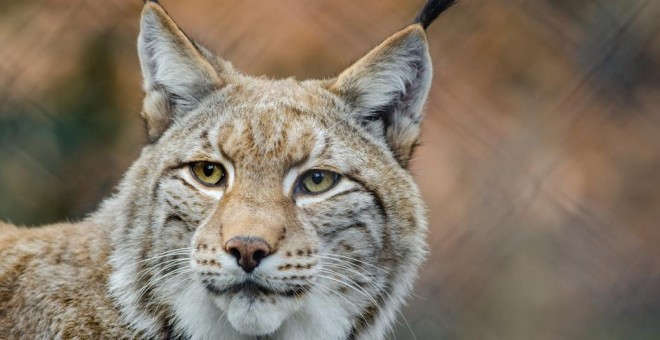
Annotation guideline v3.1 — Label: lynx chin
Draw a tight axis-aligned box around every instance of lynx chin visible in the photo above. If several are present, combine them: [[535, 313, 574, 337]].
[[0, 0, 456, 338]]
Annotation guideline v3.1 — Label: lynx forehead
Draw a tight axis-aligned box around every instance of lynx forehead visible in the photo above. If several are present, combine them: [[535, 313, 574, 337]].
[[0, 1, 456, 339]]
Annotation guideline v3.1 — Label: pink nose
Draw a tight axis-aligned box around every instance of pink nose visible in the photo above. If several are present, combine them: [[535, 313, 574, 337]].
[[225, 236, 271, 273]]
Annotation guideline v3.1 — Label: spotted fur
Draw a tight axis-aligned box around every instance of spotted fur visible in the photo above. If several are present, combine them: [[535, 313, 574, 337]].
[[0, 1, 454, 338]]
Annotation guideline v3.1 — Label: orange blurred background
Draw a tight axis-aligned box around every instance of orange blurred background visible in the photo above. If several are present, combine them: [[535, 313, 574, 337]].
[[1, 0, 659, 339]]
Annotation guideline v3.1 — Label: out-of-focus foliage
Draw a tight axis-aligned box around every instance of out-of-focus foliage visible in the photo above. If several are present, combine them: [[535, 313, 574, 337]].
[[0, 0, 658, 339]]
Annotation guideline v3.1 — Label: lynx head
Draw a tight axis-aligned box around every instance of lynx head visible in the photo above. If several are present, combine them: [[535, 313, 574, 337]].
[[104, 1, 453, 338]]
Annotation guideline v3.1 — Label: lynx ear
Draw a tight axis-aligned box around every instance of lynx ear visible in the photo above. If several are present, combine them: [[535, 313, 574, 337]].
[[330, 25, 432, 167], [138, 1, 221, 141]]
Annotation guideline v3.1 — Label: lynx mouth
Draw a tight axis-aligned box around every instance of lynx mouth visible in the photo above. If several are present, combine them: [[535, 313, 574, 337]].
[[204, 280, 308, 298], [208, 280, 309, 336]]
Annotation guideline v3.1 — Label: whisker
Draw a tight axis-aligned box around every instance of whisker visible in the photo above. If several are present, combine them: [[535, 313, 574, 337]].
[[315, 253, 388, 273], [316, 256, 384, 297], [312, 281, 371, 327], [322, 262, 379, 285], [143, 268, 193, 307], [135, 266, 192, 304], [134, 260, 190, 298], [321, 261, 391, 297], [398, 311, 417, 340], [316, 272, 382, 311], [133, 257, 190, 285], [134, 248, 192, 265], [320, 259, 414, 339]]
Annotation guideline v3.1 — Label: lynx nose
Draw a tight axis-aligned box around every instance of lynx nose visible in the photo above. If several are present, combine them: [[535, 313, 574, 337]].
[[225, 236, 271, 273]]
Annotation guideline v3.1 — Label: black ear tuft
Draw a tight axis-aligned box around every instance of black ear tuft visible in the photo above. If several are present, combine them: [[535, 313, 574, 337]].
[[414, 0, 457, 30]]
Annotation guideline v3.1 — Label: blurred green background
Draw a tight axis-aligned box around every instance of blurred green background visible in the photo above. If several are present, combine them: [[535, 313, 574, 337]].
[[1, 0, 659, 339]]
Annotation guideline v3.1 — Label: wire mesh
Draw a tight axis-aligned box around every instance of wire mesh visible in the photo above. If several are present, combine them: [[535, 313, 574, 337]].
[[0, 0, 659, 339]]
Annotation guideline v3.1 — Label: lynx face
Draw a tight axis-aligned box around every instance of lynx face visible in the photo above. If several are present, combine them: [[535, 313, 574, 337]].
[[165, 83, 403, 336], [103, 2, 445, 339]]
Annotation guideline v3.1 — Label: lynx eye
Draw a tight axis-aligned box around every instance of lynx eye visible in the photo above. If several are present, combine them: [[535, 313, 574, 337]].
[[190, 162, 225, 186], [299, 170, 340, 194]]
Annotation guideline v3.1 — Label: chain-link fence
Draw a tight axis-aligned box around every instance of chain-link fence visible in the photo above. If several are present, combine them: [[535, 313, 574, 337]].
[[1, 0, 659, 339]]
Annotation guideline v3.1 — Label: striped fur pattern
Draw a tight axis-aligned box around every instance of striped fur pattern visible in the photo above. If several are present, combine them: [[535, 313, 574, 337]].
[[0, 1, 451, 338]]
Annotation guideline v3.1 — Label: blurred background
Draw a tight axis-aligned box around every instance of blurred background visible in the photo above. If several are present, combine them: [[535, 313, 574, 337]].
[[1, 0, 659, 338]]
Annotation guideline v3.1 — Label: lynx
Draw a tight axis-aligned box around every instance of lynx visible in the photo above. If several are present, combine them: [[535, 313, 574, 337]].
[[0, 0, 455, 338]]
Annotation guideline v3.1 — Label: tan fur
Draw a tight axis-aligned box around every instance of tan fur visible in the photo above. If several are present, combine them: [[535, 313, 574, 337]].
[[0, 1, 442, 338], [0, 223, 136, 338]]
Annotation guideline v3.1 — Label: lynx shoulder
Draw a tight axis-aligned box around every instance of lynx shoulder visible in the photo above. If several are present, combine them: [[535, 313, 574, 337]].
[[0, 1, 456, 338]]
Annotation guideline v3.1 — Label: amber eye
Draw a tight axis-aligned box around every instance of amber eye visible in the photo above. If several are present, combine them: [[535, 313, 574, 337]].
[[190, 162, 225, 186], [299, 170, 340, 194]]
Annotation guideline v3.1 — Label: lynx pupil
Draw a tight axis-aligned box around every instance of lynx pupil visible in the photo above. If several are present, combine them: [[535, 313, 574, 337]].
[[203, 164, 215, 177], [311, 171, 324, 184]]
